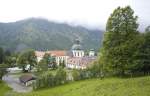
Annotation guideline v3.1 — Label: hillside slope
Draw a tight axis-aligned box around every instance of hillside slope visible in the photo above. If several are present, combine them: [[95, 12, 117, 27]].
[[12, 76, 150, 96], [0, 18, 103, 51]]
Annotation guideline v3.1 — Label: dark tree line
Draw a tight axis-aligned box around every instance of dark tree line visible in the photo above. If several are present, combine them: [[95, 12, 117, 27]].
[[0, 47, 4, 64], [0, 48, 13, 65], [0, 47, 14, 80]]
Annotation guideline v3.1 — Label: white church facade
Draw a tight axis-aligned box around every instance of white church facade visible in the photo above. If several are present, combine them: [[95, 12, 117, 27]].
[[66, 39, 96, 69], [35, 39, 96, 69]]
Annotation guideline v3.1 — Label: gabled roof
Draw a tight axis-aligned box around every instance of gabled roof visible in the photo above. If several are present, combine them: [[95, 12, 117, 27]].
[[19, 74, 36, 83]]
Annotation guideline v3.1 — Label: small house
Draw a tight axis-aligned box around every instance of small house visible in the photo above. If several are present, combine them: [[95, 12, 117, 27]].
[[19, 74, 36, 86]]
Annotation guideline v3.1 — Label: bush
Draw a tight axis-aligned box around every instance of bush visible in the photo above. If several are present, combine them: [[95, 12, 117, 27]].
[[33, 67, 67, 90], [72, 70, 80, 81], [72, 69, 92, 81], [0, 64, 7, 80], [33, 72, 55, 90], [55, 67, 67, 84]]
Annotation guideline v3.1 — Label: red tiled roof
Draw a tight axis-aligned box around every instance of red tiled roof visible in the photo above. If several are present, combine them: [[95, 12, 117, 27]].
[[47, 50, 67, 56], [35, 50, 67, 57]]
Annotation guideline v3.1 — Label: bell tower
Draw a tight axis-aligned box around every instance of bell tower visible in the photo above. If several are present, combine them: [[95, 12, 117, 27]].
[[71, 39, 84, 57]]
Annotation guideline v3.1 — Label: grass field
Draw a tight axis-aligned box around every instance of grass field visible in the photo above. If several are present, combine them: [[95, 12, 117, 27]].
[[10, 76, 150, 96], [0, 81, 12, 96]]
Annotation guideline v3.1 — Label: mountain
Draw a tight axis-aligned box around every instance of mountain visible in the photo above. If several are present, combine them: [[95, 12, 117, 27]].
[[0, 18, 103, 52]]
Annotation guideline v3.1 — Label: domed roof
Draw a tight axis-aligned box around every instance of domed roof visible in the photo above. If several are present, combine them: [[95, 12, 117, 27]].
[[72, 44, 83, 50], [90, 49, 94, 51], [71, 39, 83, 50]]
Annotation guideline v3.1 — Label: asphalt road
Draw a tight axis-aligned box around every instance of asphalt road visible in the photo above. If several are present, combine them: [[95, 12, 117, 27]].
[[2, 73, 32, 93]]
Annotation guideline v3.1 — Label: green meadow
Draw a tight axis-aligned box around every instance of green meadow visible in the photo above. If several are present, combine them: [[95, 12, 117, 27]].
[[0, 81, 11, 96], [10, 76, 150, 96]]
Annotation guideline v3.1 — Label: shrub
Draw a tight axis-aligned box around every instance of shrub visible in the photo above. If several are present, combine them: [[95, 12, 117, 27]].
[[33, 67, 67, 90], [72, 70, 80, 81], [0, 64, 7, 80], [55, 67, 67, 84]]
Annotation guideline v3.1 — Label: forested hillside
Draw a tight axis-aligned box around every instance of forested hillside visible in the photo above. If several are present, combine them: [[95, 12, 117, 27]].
[[0, 18, 103, 51]]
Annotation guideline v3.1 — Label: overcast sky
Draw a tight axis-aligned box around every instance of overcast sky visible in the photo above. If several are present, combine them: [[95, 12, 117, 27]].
[[0, 0, 149, 31]]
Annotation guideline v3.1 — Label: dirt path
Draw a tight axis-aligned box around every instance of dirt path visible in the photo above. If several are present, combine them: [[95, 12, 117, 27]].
[[2, 73, 32, 93]]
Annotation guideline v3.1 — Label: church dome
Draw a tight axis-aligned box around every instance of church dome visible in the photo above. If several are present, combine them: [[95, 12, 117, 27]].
[[72, 44, 83, 50], [71, 39, 83, 50]]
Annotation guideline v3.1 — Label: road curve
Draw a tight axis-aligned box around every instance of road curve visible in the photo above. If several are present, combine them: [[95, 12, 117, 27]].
[[2, 74, 32, 93]]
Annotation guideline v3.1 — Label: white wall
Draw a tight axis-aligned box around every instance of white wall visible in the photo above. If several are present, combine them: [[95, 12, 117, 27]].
[[66, 63, 86, 69], [89, 51, 95, 56], [55, 56, 69, 65], [37, 57, 43, 62], [72, 50, 84, 57]]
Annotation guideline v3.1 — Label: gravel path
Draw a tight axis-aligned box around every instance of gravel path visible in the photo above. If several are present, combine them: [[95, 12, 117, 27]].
[[2, 74, 32, 93]]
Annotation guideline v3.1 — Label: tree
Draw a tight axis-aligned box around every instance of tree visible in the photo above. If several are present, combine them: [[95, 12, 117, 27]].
[[43, 53, 51, 65], [4, 50, 11, 57], [38, 58, 48, 72], [9, 53, 18, 67], [3, 50, 12, 67], [37, 53, 57, 71], [101, 6, 139, 76], [88, 60, 102, 78], [17, 49, 37, 72], [72, 69, 80, 81], [4, 56, 12, 66], [17, 52, 28, 72], [59, 60, 65, 68], [37, 53, 50, 72], [55, 67, 67, 84], [0, 47, 4, 64], [43, 53, 57, 69], [28, 50, 37, 68], [51, 57, 57, 69], [138, 26, 150, 74], [0, 64, 7, 80]]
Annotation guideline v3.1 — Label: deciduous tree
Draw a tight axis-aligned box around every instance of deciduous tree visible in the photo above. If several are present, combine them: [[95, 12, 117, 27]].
[[17, 49, 37, 72], [101, 6, 139, 76]]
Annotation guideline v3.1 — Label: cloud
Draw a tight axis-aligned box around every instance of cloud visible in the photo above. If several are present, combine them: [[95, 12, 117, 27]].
[[0, 0, 149, 31]]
